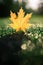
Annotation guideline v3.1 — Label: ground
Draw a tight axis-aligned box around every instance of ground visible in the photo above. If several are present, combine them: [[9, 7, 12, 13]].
[[0, 15, 43, 65]]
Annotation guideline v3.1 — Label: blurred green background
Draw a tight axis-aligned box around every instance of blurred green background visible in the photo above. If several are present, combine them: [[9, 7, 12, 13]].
[[0, 0, 43, 65]]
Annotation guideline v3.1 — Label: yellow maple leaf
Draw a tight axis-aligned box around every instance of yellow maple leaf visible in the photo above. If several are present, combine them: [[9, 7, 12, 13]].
[[9, 8, 32, 32], [17, 8, 25, 18]]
